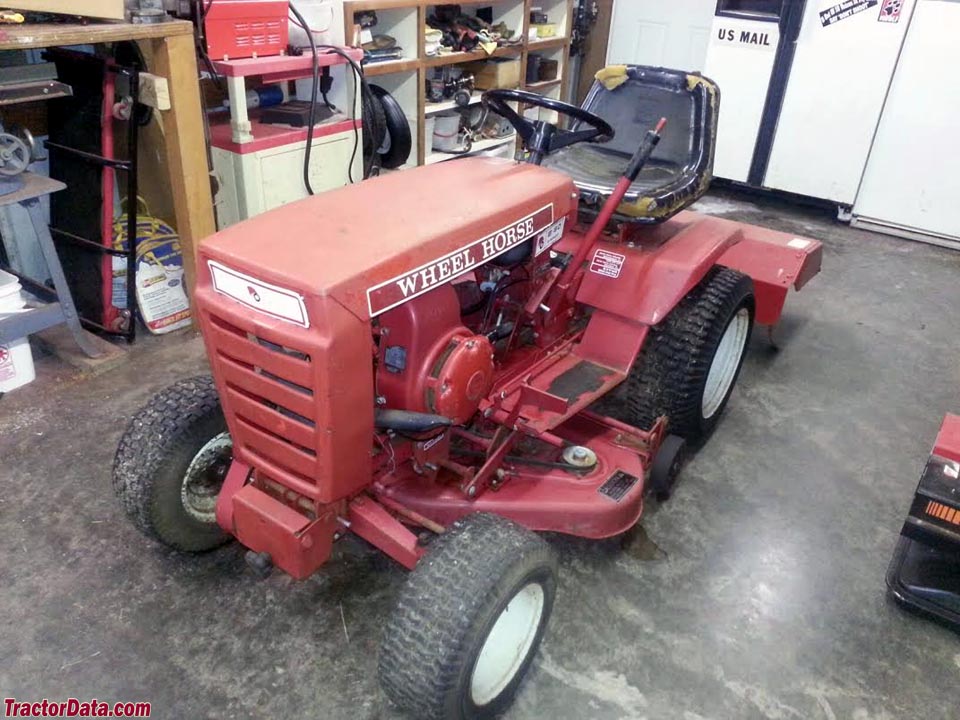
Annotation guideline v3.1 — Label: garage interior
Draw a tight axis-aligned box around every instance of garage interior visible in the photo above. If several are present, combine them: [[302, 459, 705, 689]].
[[0, 2, 958, 720]]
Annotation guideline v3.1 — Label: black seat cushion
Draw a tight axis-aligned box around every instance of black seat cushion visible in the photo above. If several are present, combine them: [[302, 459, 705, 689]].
[[544, 65, 719, 224]]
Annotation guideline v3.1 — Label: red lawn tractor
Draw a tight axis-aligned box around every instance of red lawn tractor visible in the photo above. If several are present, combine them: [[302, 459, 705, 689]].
[[114, 66, 821, 719]]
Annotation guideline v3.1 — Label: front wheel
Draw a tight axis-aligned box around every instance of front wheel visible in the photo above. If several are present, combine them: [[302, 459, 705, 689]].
[[624, 267, 755, 442], [378, 513, 558, 720], [112, 375, 232, 552]]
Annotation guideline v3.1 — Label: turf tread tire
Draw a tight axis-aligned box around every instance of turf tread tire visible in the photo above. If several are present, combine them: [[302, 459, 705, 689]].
[[378, 513, 557, 720], [625, 266, 754, 441], [112, 375, 231, 552]]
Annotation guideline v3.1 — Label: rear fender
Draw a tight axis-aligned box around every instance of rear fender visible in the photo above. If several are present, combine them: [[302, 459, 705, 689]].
[[716, 222, 822, 325], [575, 215, 743, 327], [573, 216, 740, 373], [577, 212, 823, 332], [572, 212, 822, 371]]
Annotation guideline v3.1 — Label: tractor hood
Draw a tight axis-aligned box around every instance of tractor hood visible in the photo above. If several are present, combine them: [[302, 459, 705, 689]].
[[199, 157, 577, 322]]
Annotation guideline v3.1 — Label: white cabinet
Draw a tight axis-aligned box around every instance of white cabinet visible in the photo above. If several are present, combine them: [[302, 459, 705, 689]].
[[852, 0, 960, 248], [213, 132, 359, 227], [209, 50, 363, 229], [703, 15, 779, 183]]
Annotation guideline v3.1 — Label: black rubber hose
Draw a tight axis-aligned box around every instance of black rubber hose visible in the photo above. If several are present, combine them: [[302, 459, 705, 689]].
[[288, 4, 374, 183], [312, 45, 379, 179], [288, 0, 320, 195]]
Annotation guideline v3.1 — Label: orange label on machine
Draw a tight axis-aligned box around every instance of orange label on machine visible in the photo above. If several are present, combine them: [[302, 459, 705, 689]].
[[926, 500, 960, 526]]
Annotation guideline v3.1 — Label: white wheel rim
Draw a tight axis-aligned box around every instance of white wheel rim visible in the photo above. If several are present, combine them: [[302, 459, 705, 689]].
[[181, 432, 232, 524], [701, 308, 750, 420], [470, 582, 545, 707]]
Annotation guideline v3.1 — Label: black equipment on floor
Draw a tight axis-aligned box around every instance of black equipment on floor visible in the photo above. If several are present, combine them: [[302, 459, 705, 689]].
[[887, 420, 960, 633], [45, 47, 141, 342], [260, 101, 335, 128]]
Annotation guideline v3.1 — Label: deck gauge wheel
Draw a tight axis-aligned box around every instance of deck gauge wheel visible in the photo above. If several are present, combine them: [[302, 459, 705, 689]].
[[649, 434, 687, 501]]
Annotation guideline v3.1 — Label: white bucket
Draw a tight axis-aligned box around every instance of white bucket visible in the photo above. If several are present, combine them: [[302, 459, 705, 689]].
[[424, 116, 437, 154], [0, 269, 35, 393], [432, 113, 461, 152], [288, 0, 344, 47]]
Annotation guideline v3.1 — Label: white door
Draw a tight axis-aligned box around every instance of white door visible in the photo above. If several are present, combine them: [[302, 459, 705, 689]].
[[852, 0, 960, 245], [607, 0, 716, 70], [763, 0, 916, 204]]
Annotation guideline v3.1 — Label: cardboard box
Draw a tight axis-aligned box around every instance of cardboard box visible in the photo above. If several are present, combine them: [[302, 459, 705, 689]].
[[538, 59, 559, 82], [464, 58, 521, 90], [531, 23, 558, 38]]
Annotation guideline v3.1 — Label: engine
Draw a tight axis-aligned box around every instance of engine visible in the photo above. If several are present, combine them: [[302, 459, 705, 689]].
[[373, 234, 572, 428], [375, 283, 495, 425]]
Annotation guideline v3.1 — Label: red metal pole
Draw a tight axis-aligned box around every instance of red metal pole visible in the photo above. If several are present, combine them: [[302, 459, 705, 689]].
[[555, 118, 668, 296]]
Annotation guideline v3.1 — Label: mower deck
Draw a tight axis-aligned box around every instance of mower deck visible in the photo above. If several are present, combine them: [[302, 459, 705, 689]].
[[378, 410, 662, 539]]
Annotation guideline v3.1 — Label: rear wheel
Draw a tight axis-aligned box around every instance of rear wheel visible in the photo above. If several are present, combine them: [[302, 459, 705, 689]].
[[112, 375, 232, 552], [379, 513, 557, 720], [624, 267, 755, 442]]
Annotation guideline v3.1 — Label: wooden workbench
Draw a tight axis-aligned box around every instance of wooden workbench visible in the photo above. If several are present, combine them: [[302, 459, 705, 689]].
[[0, 18, 215, 291]]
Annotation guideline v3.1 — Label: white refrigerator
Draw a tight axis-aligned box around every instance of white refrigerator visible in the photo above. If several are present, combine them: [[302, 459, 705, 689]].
[[762, 0, 917, 205], [851, 0, 960, 249], [607, 0, 918, 206]]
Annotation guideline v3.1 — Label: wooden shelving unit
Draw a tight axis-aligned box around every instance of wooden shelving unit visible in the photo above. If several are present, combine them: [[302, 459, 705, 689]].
[[343, 0, 575, 166]]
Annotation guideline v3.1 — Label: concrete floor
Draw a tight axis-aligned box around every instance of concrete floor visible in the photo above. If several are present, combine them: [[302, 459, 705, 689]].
[[2, 192, 959, 720]]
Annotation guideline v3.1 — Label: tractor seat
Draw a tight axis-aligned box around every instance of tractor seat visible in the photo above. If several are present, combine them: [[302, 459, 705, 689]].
[[543, 65, 719, 225]]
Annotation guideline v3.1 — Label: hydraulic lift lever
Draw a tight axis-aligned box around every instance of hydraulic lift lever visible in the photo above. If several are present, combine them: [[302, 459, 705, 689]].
[[539, 117, 668, 316]]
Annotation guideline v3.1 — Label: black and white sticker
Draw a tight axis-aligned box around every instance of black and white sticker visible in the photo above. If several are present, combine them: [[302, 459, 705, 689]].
[[208, 260, 309, 328], [714, 24, 778, 50], [534, 217, 566, 256], [820, 0, 878, 26], [598, 470, 640, 502], [423, 433, 443, 451], [590, 249, 626, 279], [366, 204, 554, 317], [878, 0, 903, 22]]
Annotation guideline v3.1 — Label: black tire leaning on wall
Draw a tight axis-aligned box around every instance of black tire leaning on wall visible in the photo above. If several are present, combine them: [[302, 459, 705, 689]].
[[362, 84, 387, 177], [370, 84, 412, 169]]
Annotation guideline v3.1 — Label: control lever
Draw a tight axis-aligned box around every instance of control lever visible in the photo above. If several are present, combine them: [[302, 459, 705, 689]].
[[539, 118, 669, 313], [625, 117, 667, 183]]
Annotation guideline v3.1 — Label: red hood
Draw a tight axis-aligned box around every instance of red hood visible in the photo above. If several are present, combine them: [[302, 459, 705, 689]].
[[200, 157, 577, 321]]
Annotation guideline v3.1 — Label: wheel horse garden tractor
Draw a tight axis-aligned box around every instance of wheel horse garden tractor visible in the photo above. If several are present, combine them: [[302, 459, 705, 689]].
[[114, 66, 821, 719]]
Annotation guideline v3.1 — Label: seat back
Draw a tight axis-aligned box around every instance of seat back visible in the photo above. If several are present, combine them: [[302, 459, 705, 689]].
[[547, 65, 719, 224]]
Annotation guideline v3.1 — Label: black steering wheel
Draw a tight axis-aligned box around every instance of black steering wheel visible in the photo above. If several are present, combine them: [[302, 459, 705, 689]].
[[482, 88, 614, 165]]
